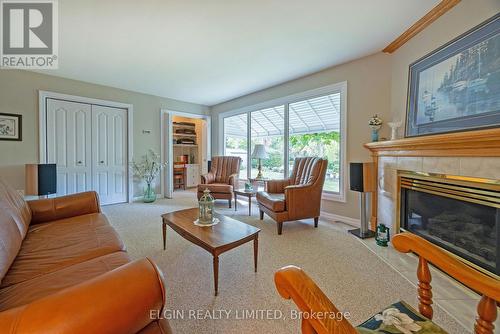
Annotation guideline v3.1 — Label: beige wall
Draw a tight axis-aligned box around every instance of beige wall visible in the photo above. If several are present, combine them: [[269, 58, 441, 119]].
[[0, 70, 208, 194], [211, 53, 392, 220], [390, 0, 500, 125], [210, 0, 499, 220]]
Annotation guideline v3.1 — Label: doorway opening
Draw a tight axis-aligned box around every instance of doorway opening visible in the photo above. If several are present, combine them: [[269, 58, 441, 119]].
[[160, 110, 211, 199]]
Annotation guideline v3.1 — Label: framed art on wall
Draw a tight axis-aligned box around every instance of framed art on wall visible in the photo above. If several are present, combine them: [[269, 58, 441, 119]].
[[0, 113, 22, 141], [406, 13, 500, 137]]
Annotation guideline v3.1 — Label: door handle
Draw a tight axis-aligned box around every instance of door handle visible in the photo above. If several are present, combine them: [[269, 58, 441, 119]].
[[100, 160, 105, 164], [77, 161, 82, 165]]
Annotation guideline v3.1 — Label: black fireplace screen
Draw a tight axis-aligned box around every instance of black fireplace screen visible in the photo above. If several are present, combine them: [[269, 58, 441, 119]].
[[401, 186, 499, 277]]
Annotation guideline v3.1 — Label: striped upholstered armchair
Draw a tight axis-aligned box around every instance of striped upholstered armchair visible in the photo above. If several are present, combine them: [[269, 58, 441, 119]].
[[197, 156, 241, 208], [256, 157, 327, 235]]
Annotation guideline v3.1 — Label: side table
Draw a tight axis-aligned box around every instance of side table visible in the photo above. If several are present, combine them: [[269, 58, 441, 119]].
[[234, 189, 257, 216]]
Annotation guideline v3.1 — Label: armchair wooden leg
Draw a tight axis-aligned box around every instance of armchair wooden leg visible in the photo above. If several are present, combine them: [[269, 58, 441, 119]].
[[314, 217, 319, 228], [259, 210, 264, 220], [228, 199, 232, 208], [277, 222, 283, 235]]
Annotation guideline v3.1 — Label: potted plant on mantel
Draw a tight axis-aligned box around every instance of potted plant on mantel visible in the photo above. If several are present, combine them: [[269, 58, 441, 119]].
[[131, 149, 166, 203]]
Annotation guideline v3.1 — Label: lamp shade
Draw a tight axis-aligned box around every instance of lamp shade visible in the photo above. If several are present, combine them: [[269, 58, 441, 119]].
[[251, 144, 268, 159], [25, 164, 57, 196]]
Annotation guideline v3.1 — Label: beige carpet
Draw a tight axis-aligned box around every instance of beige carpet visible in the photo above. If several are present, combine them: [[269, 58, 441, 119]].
[[103, 191, 469, 334]]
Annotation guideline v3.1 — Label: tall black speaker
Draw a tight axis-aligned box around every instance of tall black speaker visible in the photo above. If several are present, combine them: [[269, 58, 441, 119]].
[[348, 162, 375, 239], [350, 162, 364, 192]]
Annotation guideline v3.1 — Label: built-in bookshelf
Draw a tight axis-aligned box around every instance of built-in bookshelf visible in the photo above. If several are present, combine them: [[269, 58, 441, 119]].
[[172, 121, 201, 189]]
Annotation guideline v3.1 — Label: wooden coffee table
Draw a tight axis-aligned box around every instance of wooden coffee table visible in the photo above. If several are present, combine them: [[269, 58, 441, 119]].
[[161, 208, 261, 296], [234, 189, 257, 216]]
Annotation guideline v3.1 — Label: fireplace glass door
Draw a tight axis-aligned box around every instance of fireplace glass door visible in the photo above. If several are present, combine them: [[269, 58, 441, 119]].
[[400, 175, 499, 277]]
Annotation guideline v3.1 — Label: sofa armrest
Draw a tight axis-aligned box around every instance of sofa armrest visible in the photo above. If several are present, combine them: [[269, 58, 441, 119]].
[[200, 172, 215, 184], [266, 179, 291, 193], [28, 191, 101, 224], [0, 258, 167, 334]]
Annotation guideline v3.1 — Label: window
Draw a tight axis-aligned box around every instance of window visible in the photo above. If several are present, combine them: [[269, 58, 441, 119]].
[[250, 106, 284, 179], [223, 114, 248, 178], [289, 93, 341, 193], [221, 82, 346, 201]]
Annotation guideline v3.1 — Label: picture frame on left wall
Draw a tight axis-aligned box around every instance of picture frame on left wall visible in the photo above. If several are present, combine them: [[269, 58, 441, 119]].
[[0, 113, 22, 141]]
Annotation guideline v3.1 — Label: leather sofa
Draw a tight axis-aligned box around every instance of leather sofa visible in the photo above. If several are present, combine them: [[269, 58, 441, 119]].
[[197, 156, 241, 207], [0, 178, 171, 333], [257, 157, 327, 235]]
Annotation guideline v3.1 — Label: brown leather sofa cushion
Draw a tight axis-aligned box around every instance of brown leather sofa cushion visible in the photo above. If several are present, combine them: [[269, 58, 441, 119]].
[[197, 183, 233, 194], [0, 251, 130, 311], [1, 213, 125, 288], [256, 192, 286, 212], [0, 178, 31, 237], [0, 214, 24, 284], [0, 179, 32, 283]]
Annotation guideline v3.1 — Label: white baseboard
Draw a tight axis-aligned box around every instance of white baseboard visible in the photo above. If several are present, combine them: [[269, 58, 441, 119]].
[[320, 211, 360, 227]]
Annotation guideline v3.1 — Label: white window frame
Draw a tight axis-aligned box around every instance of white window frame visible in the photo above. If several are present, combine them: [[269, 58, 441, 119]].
[[219, 81, 347, 202]]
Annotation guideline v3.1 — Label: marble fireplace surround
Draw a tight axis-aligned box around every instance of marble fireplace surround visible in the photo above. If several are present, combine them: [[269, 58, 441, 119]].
[[364, 128, 500, 234]]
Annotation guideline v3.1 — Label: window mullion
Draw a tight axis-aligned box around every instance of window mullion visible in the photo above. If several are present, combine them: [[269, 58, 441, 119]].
[[246, 111, 251, 180], [284, 103, 289, 178]]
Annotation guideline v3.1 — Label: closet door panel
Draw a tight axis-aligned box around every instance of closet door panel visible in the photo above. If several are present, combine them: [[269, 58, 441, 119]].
[[92, 105, 127, 205], [46, 99, 92, 196]]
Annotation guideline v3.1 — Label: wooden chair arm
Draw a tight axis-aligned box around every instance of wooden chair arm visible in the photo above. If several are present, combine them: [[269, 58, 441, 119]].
[[393, 233, 500, 301], [275, 266, 357, 334], [393, 233, 499, 334]]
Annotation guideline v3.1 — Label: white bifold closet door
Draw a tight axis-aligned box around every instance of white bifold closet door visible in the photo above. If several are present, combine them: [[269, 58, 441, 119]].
[[46, 99, 127, 205], [91, 105, 127, 205]]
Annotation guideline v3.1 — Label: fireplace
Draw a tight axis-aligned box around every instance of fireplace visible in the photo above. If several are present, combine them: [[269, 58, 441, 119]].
[[399, 171, 500, 278]]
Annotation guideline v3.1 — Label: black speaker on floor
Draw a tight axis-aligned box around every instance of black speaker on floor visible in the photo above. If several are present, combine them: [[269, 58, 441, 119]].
[[348, 162, 375, 239]]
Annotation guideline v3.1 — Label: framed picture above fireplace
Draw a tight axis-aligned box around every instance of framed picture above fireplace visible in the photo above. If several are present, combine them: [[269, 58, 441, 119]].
[[405, 13, 500, 137]]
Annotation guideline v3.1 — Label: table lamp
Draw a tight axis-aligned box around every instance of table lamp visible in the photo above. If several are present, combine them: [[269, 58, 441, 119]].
[[251, 144, 268, 180], [25, 164, 57, 197]]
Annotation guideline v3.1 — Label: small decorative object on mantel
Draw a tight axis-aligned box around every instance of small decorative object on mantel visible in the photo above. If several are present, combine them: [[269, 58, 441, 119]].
[[368, 114, 383, 142], [131, 149, 166, 203], [0, 113, 22, 141], [197, 188, 215, 225], [387, 120, 402, 140], [375, 223, 390, 247]]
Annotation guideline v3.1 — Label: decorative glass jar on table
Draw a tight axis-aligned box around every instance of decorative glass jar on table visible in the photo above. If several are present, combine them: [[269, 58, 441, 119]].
[[198, 188, 215, 224]]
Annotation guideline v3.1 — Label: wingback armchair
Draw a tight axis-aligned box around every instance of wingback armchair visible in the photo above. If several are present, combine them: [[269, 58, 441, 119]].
[[256, 157, 327, 235], [197, 156, 241, 207]]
